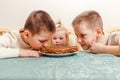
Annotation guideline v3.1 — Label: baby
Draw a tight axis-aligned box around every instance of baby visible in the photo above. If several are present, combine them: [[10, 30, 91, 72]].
[[48, 20, 78, 49], [72, 10, 120, 56], [51, 26, 69, 47]]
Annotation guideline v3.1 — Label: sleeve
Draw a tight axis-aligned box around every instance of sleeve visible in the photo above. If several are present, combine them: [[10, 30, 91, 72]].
[[118, 33, 120, 45], [0, 48, 19, 58], [0, 32, 19, 58], [107, 32, 120, 45]]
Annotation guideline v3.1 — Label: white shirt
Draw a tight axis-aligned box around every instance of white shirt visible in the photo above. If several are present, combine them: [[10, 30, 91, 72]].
[[105, 31, 120, 45], [0, 30, 31, 58]]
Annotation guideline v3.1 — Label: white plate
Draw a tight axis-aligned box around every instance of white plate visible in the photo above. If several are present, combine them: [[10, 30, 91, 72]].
[[42, 52, 78, 57]]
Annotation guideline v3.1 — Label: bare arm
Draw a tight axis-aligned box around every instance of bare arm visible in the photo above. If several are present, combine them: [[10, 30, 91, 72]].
[[19, 49, 43, 58], [90, 42, 120, 56], [105, 46, 120, 55]]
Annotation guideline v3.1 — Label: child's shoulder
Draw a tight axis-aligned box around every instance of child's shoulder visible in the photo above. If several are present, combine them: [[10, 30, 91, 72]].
[[105, 31, 120, 43], [108, 31, 120, 37], [2, 29, 20, 39]]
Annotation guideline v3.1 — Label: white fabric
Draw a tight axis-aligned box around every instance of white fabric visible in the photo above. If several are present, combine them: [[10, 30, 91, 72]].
[[0, 30, 31, 58], [105, 31, 120, 45]]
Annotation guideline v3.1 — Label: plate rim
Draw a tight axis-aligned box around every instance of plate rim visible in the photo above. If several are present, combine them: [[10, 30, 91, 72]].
[[42, 51, 78, 57]]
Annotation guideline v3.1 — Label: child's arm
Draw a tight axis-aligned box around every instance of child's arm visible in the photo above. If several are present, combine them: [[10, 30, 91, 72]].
[[0, 45, 42, 58], [0, 32, 42, 58], [89, 42, 120, 56], [0, 48, 19, 58], [19, 49, 42, 58], [0, 33, 20, 58], [0, 48, 42, 58]]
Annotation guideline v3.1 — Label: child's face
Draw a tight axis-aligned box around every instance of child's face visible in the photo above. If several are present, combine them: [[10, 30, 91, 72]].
[[52, 30, 67, 47], [73, 23, 98, 50], [27, 29, 53, 50]]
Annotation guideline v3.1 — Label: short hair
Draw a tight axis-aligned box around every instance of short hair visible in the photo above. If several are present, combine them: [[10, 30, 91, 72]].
[[23, 10, 56, 35], [72, 10, 103, 31]]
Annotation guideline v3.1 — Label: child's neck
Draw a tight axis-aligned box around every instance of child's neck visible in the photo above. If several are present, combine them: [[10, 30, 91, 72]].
[[20, 32, 30, 46]]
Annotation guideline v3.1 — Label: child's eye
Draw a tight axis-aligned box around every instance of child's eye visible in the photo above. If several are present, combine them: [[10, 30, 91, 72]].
[[39, 40, 47, 43], [53, 38, 57, 40], [60, 38, 63, 40], [75, 34, 78, 37], [81, 34, 87, 37]]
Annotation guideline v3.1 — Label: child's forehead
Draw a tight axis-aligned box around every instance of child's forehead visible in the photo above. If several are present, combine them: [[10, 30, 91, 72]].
[[57, 28, 67, 33], [55, 30, 66, 35], [74, 22, 88, 29], [53, 33, 66, 38], [74, 24, 94, 34], [75, 22, 95, 30], [56, 27, 66, 31]]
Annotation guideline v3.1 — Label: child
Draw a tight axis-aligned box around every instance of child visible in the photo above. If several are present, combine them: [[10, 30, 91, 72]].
[[0, 10, 56, 58], [48, 20, 70, 47], [48, 20, 78, 48], [51, 27, 69, 47], [72, 10, 120, 56]]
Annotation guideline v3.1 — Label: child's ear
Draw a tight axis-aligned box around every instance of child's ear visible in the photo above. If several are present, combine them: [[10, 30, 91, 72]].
[[96, 27, 102, 35], [23, 30, 30, 39]]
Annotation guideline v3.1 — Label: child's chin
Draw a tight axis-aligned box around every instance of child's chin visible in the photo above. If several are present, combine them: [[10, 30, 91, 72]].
[[82, 46, 89, 50]]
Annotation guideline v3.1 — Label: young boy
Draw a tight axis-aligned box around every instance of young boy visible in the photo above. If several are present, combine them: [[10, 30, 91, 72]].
[[72, 10, 120, 56], [0, 10, 56, 58]]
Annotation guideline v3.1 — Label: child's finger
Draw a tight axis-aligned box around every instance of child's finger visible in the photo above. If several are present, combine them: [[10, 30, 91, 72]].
[[39, 53, 43, 56], [38, 51, 43, 56]]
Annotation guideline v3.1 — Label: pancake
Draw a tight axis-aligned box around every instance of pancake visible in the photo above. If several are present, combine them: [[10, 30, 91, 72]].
[[41, 46, 78, 54]]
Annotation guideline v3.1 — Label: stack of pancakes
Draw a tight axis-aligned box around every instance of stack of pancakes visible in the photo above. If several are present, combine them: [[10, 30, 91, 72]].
[[41, 46, 78, 54]]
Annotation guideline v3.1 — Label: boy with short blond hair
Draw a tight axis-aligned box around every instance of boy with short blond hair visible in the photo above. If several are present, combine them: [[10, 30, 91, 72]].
[[72, 10, 120, 56]]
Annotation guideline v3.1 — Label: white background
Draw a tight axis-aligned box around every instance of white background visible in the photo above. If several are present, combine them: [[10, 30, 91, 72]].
[[0, 0, 120, 30]]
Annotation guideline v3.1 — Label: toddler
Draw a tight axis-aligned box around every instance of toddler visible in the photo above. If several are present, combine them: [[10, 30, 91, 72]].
[[51, 26, 69, 47], [48, 20, 78, 48]]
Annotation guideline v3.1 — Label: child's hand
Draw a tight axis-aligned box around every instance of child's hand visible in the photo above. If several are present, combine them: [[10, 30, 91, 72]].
[[89, 40, 105, 53], [19, 49, 43, 58]]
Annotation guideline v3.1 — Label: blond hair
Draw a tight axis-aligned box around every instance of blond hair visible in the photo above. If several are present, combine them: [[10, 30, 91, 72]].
[[48, 26, 70, 47], [72, 10, 103, 32]]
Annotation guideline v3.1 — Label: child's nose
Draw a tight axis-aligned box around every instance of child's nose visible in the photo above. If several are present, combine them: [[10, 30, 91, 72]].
[[56, 39, 60, 42], [41, 43, 46, 47], [77, 37, 82, 43]]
